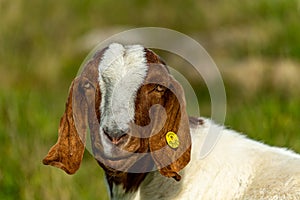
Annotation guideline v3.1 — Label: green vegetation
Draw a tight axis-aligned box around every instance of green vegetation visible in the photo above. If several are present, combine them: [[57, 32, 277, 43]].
[[1, 0, 299, 199]]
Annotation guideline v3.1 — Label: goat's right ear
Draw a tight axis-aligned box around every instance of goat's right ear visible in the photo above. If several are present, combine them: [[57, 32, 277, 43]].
[[43, 79, 87, 174]]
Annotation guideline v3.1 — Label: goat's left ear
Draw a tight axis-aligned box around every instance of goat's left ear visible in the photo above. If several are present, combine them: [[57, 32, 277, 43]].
[[149, 76, 191, 181], [43, 78, 87, 174]]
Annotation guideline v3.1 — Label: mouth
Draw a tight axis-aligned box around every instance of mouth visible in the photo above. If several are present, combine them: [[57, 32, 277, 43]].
[[96, 150, 151, 174], [92, 128, 151, 172], [100, 130, 141, 161], [103, 153, 132, 161]]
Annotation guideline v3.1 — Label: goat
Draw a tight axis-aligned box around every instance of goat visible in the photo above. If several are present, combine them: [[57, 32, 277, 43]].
[[43, 43, 300, 199]]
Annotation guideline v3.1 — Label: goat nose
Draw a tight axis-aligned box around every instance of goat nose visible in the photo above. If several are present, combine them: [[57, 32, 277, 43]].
[[102, 126, 129, 145]]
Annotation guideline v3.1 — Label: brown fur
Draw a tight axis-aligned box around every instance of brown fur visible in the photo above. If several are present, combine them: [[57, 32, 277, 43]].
[[43, 46, 191, 193], [42, 79, 85, 174], [42, 50, 103, 174], [189, 116, 204, 128], [136, 62, 191, 181]]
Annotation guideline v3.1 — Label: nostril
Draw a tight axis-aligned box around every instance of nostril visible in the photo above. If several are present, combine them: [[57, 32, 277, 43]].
[[103, 126, 109, 134], [102, 128, 128, 145]]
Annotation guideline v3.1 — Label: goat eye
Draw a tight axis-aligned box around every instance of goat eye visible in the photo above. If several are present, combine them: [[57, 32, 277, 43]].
[[155, 85, 165, 92], [83, 81, 91, 89]]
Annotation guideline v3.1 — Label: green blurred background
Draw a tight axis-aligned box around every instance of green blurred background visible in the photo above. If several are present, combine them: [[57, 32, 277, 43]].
[[1, 0, 300, 199]]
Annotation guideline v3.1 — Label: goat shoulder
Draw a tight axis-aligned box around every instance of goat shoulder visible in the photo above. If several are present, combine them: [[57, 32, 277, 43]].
[[136, 118, 300, 199]]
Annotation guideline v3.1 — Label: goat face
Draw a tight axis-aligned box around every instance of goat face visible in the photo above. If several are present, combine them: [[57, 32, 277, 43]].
[[43, 43, 191, 181]]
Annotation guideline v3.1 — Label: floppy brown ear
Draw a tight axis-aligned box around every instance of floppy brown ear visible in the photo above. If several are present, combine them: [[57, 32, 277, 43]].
[[43, 79, 87, 174], [149, 76, 191, 181]]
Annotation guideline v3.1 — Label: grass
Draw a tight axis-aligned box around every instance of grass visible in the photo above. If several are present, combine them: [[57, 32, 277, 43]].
[[226, 94, 300, 150], [1, 0, 300, 199]]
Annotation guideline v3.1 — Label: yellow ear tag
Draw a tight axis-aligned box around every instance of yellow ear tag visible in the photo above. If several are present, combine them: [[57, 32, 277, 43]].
[[166, 131, 180, 149]]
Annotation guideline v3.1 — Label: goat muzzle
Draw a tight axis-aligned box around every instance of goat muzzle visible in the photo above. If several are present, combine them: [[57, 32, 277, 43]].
[[102, 127, 129, 145]]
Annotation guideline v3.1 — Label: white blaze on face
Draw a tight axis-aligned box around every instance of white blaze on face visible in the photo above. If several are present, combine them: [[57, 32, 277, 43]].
[[98, 43, 148, 154]]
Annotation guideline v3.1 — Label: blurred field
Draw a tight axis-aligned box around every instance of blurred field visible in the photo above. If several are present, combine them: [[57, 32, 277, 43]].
[[1, 0, 300, 199]]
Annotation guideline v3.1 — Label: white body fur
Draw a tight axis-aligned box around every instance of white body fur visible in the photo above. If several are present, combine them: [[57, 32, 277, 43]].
[[114, 118, 300, 200]]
